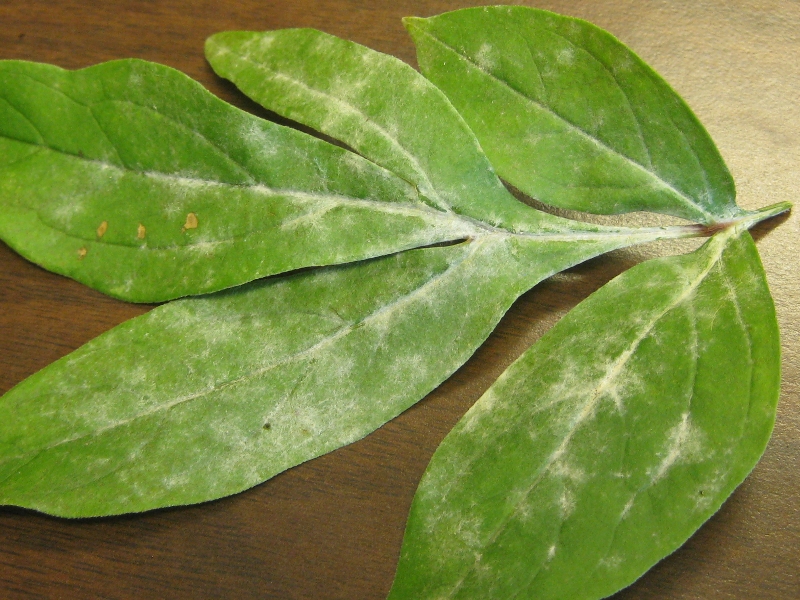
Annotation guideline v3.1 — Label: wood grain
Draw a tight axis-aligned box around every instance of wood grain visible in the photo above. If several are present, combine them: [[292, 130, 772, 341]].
[[1, 1, 797, 598]]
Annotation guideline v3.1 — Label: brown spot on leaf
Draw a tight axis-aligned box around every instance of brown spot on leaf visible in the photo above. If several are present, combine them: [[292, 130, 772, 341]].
[[182, 212, 198, 232], [77, 247, 87, 259], [137, 223, 146, 239], [96, 221, 108, 238], [263, 422, 271, 431]]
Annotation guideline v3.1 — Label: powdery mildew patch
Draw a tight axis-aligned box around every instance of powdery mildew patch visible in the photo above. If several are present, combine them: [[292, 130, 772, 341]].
[[393, 230, 771, 599]]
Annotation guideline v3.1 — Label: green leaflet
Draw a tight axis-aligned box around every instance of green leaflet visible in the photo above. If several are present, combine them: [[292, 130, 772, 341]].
[[0, 59, 479, 302], [0, 225, 668, 518], [389, 228, 780, 600], [405, 6, 742, 224], [205, 28, 564, 234]]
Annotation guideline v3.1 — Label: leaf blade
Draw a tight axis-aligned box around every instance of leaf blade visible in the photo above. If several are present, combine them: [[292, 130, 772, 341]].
[[0, 59, 478, 302], [205, 28, 562, 234], [389, 229, 779, 599], [406, 6, 741, 224]]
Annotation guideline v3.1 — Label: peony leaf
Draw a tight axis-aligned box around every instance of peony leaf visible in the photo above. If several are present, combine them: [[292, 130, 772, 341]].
[[0, 59, 479, 302], [390, 227, 780, 600], [406, 6, 743, 224], [3, 24, 758, 518]]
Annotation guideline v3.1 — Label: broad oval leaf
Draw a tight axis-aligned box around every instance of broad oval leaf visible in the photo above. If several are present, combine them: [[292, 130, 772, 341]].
[[0, 59, 481, 302], [405, 6, 742, 224], [389, 228, 779, 599], [1, 218, 660, 518]]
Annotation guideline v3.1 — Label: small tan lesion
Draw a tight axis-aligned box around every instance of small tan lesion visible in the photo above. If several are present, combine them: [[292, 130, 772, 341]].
[[77, 247, 87, 259], [96, 221, 108, 238], [182, 212, 198, 232], [137, 223, 146, 239]]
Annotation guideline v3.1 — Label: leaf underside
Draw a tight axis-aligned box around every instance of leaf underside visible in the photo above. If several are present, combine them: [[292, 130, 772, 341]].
[[406, 6, 742, 224], [389, 229, 780, 600]]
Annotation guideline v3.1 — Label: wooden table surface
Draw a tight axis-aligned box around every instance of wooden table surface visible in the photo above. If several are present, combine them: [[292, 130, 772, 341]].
[[1, 1, 797, 598]]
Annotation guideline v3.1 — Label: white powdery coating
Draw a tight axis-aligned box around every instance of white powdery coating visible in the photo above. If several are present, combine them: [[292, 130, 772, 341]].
[[402, 232, 742, 597], [650, 412, 705, 484], [474, 43, 498, 71]]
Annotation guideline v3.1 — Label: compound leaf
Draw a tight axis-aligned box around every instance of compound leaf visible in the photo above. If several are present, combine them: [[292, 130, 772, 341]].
[[2, 33, 744, 517], [406, 6, 743, 224], [390, 227, 780, 599]]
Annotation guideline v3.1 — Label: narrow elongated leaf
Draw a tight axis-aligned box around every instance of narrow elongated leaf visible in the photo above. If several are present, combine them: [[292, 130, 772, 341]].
[[406, 6, 742, 224], [0, 59, 482, 302], [389, 228, 779, 600], [1, 220, 674, 518], [205, 28, 568, 234]]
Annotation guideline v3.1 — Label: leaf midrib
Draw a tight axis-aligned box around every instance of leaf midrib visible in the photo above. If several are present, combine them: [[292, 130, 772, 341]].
[[1, 134, 484, 247]]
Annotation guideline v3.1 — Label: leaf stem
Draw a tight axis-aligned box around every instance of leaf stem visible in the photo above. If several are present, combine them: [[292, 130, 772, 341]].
[[615, 200, 793, 243], [728, 201, 793, 233], [474, 201, 793, 247]]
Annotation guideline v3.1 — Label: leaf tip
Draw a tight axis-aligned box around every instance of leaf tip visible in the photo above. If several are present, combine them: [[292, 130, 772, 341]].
[[401, 16, 426, 33], [204, 30, 242, 61]]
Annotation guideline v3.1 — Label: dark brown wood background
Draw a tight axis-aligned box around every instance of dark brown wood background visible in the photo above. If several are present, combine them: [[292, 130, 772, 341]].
[[1, 1, 797, 598]]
